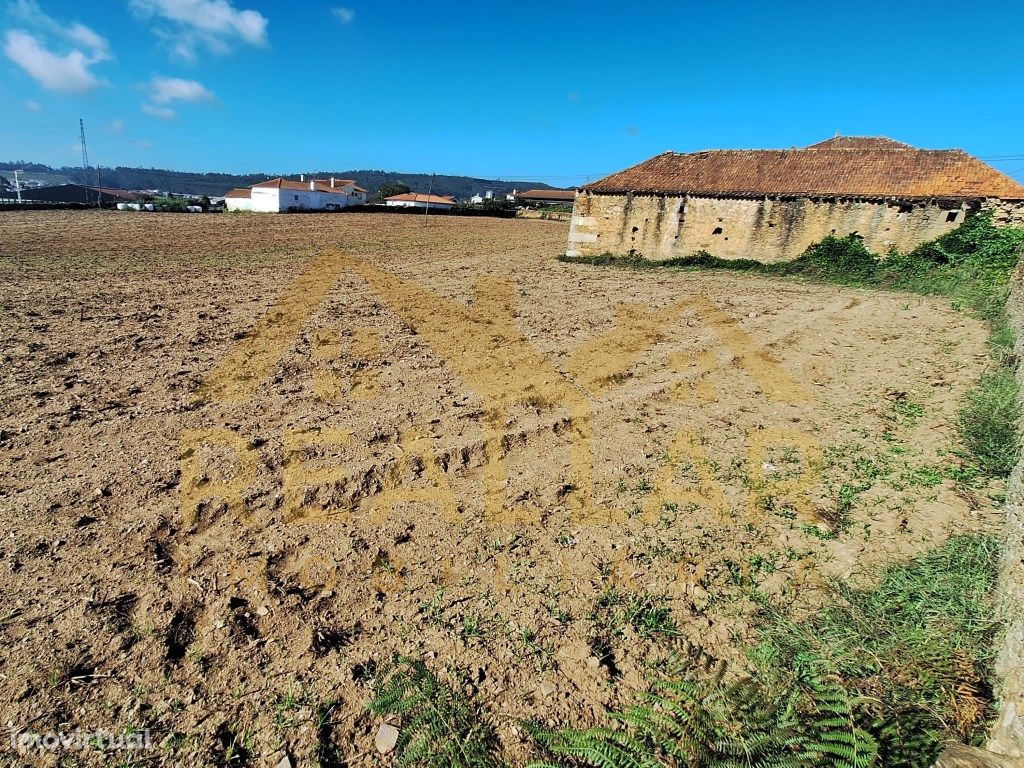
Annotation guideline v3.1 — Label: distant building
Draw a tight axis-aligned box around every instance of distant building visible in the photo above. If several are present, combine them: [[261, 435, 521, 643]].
[[224, 188, 252, 208], [385, 193, 456, 210], [569, 136, 1024, 262], [224, 176, 368, 213], [0, 183, 136, 205], [518, 189, 577, 206]]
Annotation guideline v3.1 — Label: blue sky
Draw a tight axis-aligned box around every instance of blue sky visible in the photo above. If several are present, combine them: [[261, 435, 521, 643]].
[[2, 0, 1023, 186]]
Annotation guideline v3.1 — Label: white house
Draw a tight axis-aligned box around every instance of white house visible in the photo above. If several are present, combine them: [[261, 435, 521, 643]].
[[384, 193, 457, 210], [225, 175, 368, 212]]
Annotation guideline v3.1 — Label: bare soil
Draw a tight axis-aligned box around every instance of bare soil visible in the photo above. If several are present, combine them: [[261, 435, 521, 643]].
[[0, 211, 1003, 766]]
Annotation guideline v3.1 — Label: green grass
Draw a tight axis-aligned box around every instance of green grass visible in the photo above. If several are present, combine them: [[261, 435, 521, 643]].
[[957, 368, 1022, 476], [590, 586, 679, 640], [751, 535, 1001, 766]]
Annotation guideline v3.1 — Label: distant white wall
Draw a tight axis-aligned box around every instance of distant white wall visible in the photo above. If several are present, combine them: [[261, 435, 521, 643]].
[[235, 184, 363, 213], [225, 197, 254, 212], [251, 187, 284, 212]]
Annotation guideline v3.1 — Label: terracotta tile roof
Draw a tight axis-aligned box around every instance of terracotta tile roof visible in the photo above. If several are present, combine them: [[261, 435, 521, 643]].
[[312, 179, 355, 192], [385, 193, 456, 204], [804, 136, 913, 150], [225, 188, 251, 199], [584, 137, 1024, 201], [251, 178, 353, 195], [93, 186, 137, 200], [518, 188, 577, 201], [252, 178, 309, 191]]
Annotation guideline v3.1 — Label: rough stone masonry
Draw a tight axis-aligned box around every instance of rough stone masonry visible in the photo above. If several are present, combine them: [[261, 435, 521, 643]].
[[569, 136, 1024, 263]]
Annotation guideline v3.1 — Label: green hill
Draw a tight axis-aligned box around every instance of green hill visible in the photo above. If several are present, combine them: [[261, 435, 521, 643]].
[[0, 162, 555, 200]]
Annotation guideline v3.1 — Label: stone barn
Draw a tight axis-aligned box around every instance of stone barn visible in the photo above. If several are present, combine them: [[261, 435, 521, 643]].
[[568, 136, 1024, 262]]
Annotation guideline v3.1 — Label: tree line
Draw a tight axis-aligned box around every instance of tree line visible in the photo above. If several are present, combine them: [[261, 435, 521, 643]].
[[0, 161, 553, 200]]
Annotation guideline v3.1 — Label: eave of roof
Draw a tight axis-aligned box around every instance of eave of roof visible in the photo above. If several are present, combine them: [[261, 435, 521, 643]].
[[582, 140, 1024, 201], [251, 178, 354, 195], [519, 189, 577, 199], [385, 193, 456, 204]]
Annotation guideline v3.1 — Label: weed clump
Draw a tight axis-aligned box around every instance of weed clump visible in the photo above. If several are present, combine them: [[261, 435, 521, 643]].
[[957, 368, 1022, 476]]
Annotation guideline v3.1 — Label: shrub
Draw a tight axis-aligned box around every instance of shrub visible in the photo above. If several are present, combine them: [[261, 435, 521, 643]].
[[751, 535, 1000, 766], [778, 235, 879, 283]]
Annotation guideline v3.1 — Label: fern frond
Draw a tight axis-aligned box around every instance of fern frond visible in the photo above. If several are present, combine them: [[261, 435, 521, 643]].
[[369, 657, 501, 768]]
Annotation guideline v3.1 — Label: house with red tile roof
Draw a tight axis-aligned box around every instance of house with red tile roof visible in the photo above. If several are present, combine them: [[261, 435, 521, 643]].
[[225, 175, 367, 212], [568, 136, 1024, 262], [384, 193, 456, 210]]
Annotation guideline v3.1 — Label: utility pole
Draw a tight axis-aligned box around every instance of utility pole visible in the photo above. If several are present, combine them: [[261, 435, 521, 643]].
[[423, 172, 434, 226], [13, 169, 23, 203]]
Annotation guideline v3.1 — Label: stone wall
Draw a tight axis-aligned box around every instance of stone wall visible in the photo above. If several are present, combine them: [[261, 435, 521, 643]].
[[517, 209, 572, 222], [990, 199, 1024, 229], [567, 192, 1001, 262], [988, 263, 1024, 758]]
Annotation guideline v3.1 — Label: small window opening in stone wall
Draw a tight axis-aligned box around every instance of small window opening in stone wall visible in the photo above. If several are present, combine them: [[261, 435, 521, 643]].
[[946, 211, 958, 223], [712, 227, 723, 235], [631, 226, 639, 233]]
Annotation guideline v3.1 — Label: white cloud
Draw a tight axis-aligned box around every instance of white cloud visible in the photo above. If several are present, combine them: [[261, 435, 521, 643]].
[[130, 0, 268, 61], [66, 22, 111, 61], [2, 1, 111, 93], [24, 99, 41, 111], [3, 30, 103, 92], [8, 0, 110, 61], [332, 7, 355, 24], [141, 103, 176, 120], [141, 76, 215, 119], [106, 117, 125, 133], [148, 75, 215, 104]]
